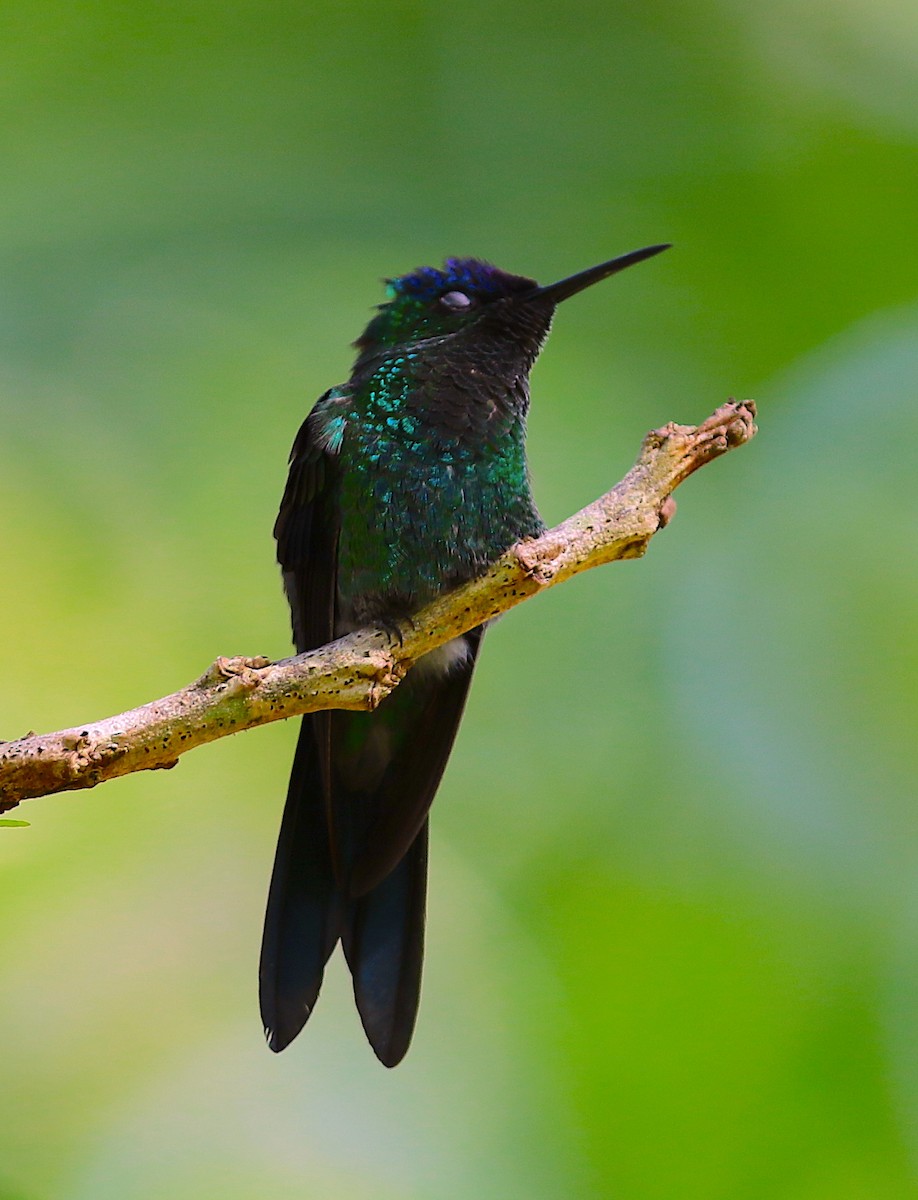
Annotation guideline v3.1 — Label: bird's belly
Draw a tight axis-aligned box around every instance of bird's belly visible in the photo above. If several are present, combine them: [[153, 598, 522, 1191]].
[[411, 635, 474, 680]]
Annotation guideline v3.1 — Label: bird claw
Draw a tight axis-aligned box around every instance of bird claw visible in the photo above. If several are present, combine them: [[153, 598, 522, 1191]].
[[379, 617, 411, 648]]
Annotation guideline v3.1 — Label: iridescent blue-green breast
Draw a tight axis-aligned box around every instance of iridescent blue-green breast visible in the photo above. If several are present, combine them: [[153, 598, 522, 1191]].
[[311, 353, 545, 613]]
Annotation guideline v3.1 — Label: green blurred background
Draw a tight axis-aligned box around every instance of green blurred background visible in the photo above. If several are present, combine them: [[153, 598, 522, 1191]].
[[2, 1, 917, 1196]]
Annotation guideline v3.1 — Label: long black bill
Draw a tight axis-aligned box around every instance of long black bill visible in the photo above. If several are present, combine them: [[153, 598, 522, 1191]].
[[530, 243, 671, 305]]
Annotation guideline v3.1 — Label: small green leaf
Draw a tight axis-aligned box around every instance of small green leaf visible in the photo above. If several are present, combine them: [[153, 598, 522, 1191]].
[[0, 819, 30, 828]]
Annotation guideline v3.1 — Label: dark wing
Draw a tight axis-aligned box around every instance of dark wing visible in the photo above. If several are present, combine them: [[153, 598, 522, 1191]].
[[346, 627, 484, 898], [259, 401, 341, 1052], [273, 401, 339, 656], [341, 629, 483, 1066]]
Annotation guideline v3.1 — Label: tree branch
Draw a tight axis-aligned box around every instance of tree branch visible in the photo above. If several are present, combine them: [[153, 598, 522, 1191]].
[[0, 399, 756, 811]]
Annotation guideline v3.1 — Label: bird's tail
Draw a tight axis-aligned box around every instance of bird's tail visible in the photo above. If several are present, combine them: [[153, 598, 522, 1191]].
[[259, 628, 482, 1065], [258, 713, 429, 1067], [259, 715, 342, 1053]]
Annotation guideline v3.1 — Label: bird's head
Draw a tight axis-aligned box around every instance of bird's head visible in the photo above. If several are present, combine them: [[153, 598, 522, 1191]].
[[352, 245, 670, 370]]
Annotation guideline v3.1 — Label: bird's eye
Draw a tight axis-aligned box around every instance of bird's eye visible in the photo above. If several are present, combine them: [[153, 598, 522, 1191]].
[[439, 290, 472, 312]]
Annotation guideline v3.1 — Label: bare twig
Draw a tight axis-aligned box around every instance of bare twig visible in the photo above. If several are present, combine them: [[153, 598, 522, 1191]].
[[0, 399, 756, 811]]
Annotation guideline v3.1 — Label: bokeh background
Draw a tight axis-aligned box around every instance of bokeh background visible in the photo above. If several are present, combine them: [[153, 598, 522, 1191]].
[[2, 2, 917, 1196]]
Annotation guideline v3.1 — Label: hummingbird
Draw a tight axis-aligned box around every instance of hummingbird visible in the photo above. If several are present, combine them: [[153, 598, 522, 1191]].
[[260, 243, 670, 1065]]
